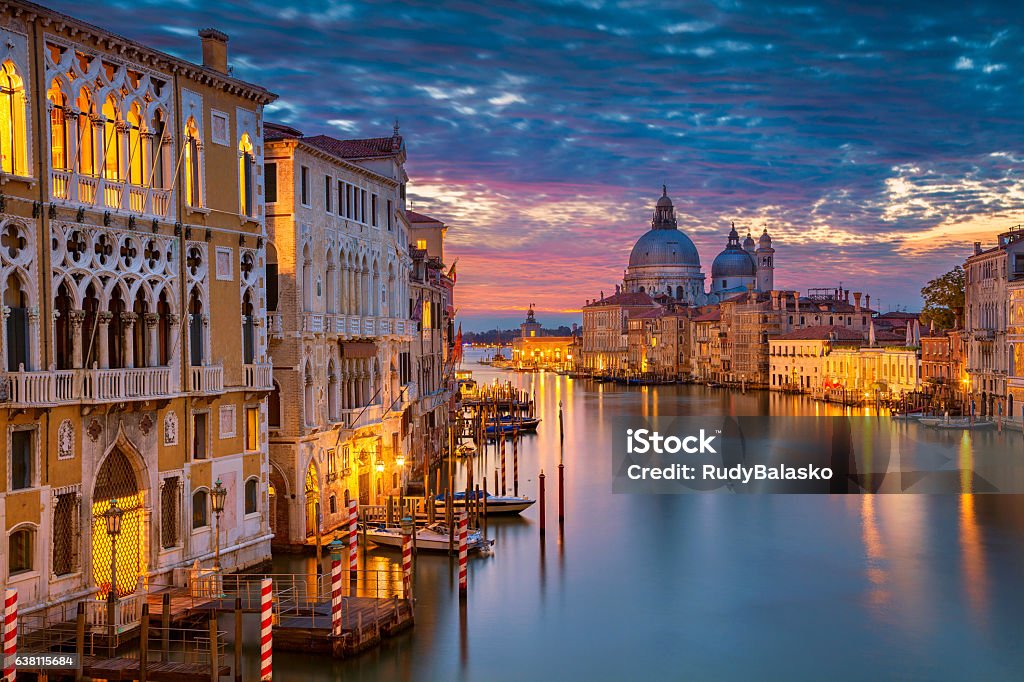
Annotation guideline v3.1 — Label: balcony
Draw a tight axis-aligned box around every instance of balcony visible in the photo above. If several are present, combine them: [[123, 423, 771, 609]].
[[338, 403, 384, 430], [1, 367, 174, 405], [51, 170, 172, 219], [244, 362, 274, 390], [303, 313, 325, 334], [190, 364, 224, 394], [268, 312, 283, 339]]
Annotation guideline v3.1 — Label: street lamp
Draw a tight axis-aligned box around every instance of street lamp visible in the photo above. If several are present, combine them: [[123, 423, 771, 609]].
[[103, 498, 123, 650], [211, 477, 227, 571]]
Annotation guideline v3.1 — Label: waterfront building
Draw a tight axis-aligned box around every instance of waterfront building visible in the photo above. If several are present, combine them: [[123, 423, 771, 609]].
[[263, 122, 418, 546], [0, 3, 276, 617], [408, 220, 455, 474], [581, 289, 659, 373], [511, 305, 575, 371], [963, 230, 1024, 414], [691, 308, 722, 382], [769, 325, 920, 396]]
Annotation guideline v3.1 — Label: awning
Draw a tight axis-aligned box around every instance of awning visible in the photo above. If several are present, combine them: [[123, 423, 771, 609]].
[[342, 341, 376, 358]]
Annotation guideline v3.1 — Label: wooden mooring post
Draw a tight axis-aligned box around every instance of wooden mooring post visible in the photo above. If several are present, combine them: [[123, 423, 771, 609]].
[[234, 597, 243, 682], [539, 470, 546, 537], [139, 603, 149, 682], [74, 601, 85, 682]]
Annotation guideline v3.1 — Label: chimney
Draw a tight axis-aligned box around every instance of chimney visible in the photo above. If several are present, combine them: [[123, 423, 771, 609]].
[[198, 29, 229, 74], [792, 291, 799, 312], [771, 291, 779, 310], [853, 292, 862, 313], [865, 294, 871, 311], [974, 241, 982, 255], [845, 289, 850, 303]]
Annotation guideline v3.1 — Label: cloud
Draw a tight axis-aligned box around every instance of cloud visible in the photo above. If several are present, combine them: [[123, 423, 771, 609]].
[[46, 0, 1024, 324]]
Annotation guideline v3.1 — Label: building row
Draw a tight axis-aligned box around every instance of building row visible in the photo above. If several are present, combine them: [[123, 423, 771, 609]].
[[0, 1, 455, 620], [579, 189, 1017, 416]]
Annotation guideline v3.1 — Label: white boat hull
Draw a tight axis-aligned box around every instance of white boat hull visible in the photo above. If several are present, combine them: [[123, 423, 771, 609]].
[[362, 524, 491, 552]]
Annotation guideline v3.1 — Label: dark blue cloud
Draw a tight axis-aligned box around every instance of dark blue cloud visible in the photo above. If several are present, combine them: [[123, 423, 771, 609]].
[[48, 0, 1024, 327]]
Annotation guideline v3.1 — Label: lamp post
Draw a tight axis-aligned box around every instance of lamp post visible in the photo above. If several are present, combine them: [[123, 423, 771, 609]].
[[103, 497, 123, 650], [211, 477, 227, 572], [375, 460, 385, 505]]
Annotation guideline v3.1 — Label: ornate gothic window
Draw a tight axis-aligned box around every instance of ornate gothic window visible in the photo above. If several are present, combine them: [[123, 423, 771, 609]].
[[184, 117, 202, 207], [47, 79, 71, 171], [238, 132, 254, 217], [127, 102, 144, 186], [101, 95, 121, 181], [75, 88, 96, 177], [0, 61, 27, 176]]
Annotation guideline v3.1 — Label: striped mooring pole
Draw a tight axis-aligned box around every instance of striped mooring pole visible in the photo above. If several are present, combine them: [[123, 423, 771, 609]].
[[259, 578, 273, 681], [458, 512, 468, 599], [331, 557, 343, 637], [3, 589, 16, 682], [500, 435, 507, 495], [348, 499, 358, 577], [402, 520, 414, 600], [512, 428, 519, 498]]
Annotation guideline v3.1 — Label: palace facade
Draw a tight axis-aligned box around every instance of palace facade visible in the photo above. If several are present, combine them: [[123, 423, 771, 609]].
[[1, 3, 275, 618]]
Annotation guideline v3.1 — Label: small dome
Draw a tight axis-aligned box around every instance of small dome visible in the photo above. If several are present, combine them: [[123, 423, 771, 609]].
[[656, 184, 672, 208], [743, 232, 756, 251], [629, 229, 701, 268], [711, 248, 756, 278], [759, 229, 773, 248]]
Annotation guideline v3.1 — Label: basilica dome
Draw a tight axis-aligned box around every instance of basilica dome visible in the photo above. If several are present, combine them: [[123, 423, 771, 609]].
[[711, 225, 756, 278], [628, 228, 701, 268]]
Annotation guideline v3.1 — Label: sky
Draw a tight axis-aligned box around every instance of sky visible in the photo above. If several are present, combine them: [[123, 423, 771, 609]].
[[51, 0, 1024, 331]]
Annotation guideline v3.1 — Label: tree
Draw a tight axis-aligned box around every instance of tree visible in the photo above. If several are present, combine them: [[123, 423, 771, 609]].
[[920, 265, 965, 330]]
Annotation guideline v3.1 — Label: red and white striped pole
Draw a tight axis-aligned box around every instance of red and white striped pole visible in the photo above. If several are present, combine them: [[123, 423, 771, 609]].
[[513, 428, 519, 498], [259, 578, 272, 681], [457, 512, 468, 599], [331, 556, 343, 637], [401, 519, 414, 601], [3, 589, 16, 682], [348, 499, 358, 578]]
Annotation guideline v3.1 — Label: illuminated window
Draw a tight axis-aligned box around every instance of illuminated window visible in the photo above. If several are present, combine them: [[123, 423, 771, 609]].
[[245, 478, 258, 515], [0, 61, 27, 176], [192, 489, 209, 529], [101, 95, 121, 181], [8, 527, 34, 574], [238, 133, 254, 216], [422, 298, 432, 328], [126, 102, 144, 185], [150, 110, 167, 189], [184, 117, 202, 206], [415, 239, 427, 250], [47, 79, 71, 171], [246, 406, 259, 451], [75, 88, 95, 176]]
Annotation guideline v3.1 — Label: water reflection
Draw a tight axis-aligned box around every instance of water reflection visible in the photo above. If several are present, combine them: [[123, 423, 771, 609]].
[[263, 352, 1024, 681]]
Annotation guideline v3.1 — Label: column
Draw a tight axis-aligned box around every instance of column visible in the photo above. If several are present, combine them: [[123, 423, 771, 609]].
[[0, 305, 8, 371], [167, 313, 180, 390], [97, 311, 113, 369], [145, 313, 160, 367], [121, 312, 137, 369], [69, 309, 86, 369], [27, 307, 40, 372]]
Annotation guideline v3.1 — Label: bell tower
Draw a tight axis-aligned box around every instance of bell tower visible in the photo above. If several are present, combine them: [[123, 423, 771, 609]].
[[756, 228, 775, 291]]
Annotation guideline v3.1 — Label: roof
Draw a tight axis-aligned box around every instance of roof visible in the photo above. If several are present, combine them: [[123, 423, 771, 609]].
[[877, 311, 921, 319], [305, 134, 402, 159], [774, 325, 865, 341], [633, 308, 664, 319], [584, 291, 657, 308], [408, 210, 442, 224], [693, 310, 722, 322]]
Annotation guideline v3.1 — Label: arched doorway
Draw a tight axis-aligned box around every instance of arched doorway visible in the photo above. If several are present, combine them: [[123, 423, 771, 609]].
[[304, 460, 320, 539], [268, 463, 289, 547], [92, 447, 145, 597]]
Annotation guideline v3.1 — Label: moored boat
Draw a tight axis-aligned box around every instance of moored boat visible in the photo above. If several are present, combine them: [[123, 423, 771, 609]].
[[361, 522, 492, 552], [435, 490, 536, 515]]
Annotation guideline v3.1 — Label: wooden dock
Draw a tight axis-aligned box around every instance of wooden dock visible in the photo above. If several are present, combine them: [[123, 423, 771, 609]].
[[81, 656, 231, 682]]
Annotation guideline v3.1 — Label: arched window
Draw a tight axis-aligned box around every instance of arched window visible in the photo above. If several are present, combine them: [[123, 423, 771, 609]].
[[183, 117, 201, 207], [133, 288, 149, 368], [302, 244, 313, 312], [192, 489, 209, 529], [108, 287, 126, 369], [238, 133, 254, 217], [47, 79, 71, 171], [4, 272, 29, 371], [245, 477, 258, 515], [126, 102, 144, 186], [188, 287, 204, 366], [54, 281, 74, 370], [268, 380, 282, 429], [8, 526, 34, 575], [150, 110, 166, 189], [101, 95, 121, 181], [0, 61, 27, 176], [304, 362, 315, 427], [75, 88, 96, 176], [327, 361, 338, 421], [157, 291, 172, 366], [242, 289, 255, 364]]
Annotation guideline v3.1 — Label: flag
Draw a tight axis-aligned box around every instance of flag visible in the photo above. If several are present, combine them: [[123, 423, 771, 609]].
[[452, 323, 463, 365], [411, 291, 423, 322], [446, 260, 457, 283]]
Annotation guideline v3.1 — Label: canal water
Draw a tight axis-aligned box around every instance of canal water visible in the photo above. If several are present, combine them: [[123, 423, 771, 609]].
[[263, 350, 1024, 681]]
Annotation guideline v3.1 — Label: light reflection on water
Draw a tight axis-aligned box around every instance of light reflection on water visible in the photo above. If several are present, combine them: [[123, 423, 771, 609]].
[[258, 353, 1024, 681]]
